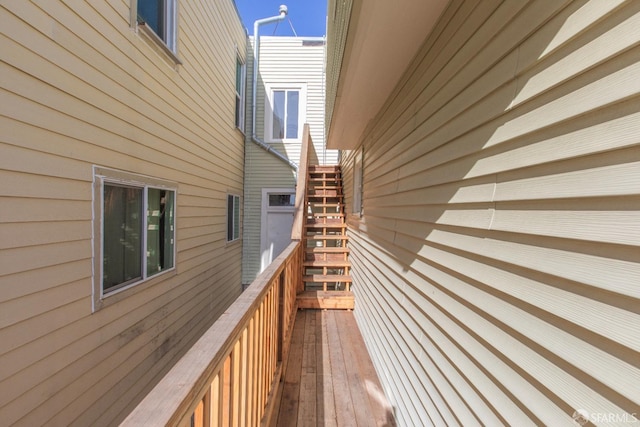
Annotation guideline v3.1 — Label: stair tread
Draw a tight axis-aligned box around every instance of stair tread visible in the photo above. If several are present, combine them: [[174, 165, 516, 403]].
[[307, 235, 349, 240], [296, 290, 354, 310], [297, 290, 353, 298], [304, 223, 347, 228], [309, 165, 340, 170], [306, 215, 344, 224], [307, 194, 344, 199], [303, 274, 352, 282], [305, 247, 350, 253], [308, 179, 342, 184], [309, 172, 340, 177], [304, 260, 351, 267], [305, 254, 349, 262], [306, 219, 345, 223]]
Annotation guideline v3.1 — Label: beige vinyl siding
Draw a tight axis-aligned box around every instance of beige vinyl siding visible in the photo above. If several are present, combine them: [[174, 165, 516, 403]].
[[341, 1, 640, 425], [242, 37, 335, 284], [252, 36, 332, 163], [0, 0, 246, 426]]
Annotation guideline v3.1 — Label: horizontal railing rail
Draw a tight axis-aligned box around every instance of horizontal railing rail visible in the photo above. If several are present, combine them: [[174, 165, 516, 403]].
[[291, 123, 312, 241], [121, 241, 302, 427]]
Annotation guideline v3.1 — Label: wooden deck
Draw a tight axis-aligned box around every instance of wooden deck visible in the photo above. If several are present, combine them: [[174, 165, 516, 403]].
[[271, 310, 396, 426]]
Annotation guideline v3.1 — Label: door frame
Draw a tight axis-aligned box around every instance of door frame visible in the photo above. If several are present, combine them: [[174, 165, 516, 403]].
[[260, 187, 296, 272]]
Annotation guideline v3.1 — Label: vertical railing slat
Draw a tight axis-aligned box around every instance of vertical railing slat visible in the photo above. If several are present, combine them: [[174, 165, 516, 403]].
[[122, 233, 302, 427], [257, 302, 265, 420], [222, 355, 232, 426], [239, 328, 248, 427], [232, 340, 241, 427], [211, 374, 221, 427]]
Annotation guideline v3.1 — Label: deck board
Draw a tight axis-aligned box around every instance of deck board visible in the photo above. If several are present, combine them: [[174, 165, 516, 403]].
[[273, 310, 396, 426], [298, 311, 318, 425], [326, 310, 356, 426], [336, 311, 377, 427], [278, 311, 305, 427], [317, 312, 337, 427]]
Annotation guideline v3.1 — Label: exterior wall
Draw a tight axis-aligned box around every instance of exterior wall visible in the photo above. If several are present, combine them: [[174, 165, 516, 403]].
[[242, 36, 337, 285], [339, 1, 640, 425], [0, 1, 246, 426]]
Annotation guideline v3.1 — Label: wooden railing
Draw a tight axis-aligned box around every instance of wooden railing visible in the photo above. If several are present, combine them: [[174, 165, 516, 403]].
[[291, 123, 313, 242], [121, 241, 302, 427], [121, 125, 315, 427]]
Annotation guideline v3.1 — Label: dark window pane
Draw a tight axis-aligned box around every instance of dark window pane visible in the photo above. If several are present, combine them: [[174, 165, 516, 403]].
[[227, 195, 234, 241], [236, 58, 243, 91], [227, 195, 240, 241], [269, 194, 295, 207], [235, 59, 244, 128], [272, 90, 285, 139], [147, 188, 175, 276], [286, 90, 299, 139], [103, 184, 143, 291], [233, 196, 240, 239], [163, 191, 175, 268], [138, 0, 165, 40], [235, 95, 241, 128]]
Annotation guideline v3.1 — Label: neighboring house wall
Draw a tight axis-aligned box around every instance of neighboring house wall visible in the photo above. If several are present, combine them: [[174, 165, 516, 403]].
[[242, 36, 336, 285], [338, 1, 640, 426], [0, 1, 246, 425]]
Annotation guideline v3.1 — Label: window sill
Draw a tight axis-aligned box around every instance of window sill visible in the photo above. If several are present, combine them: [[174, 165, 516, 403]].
[[137, 22, 182, 68], [93, 268, 177, 312], [226, 238, 242, 247]]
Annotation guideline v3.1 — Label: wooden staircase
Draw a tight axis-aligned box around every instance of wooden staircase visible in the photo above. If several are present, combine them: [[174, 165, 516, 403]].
[[297, 165, 355, 310]]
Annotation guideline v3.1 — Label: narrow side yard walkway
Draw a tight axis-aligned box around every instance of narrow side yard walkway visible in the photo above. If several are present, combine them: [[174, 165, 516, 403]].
[[274, 310, 396, 426]]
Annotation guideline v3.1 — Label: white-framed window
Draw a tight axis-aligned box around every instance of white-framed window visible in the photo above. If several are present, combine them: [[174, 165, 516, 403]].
[[93, 167, 176, 309], [265, 85, 306, 142], [353, 148, 363, 215], [134, 0, 178, 53], [227, 194, 241, 242], [235, 54, 246, 131]]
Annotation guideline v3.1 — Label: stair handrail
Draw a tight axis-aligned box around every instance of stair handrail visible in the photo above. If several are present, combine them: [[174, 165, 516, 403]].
[[291, 123, 312, 241]]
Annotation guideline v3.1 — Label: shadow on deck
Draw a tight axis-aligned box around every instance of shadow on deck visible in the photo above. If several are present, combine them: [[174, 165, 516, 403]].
[[272, 310, 396, 427]]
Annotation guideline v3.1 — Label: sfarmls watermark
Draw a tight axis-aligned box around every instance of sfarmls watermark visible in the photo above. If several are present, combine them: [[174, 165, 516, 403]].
[[573, 409, 639, 425]]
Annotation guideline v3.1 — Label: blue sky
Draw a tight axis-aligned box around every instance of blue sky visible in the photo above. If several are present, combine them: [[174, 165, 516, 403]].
[[235, 0, 328, 37]]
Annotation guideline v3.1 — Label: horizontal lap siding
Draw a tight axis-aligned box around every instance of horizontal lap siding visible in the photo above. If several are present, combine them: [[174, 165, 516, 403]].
[[242, 37, 334, 284], [343, 1, 640, 426], [0, 1, 246, 426], [253, 37, 332, 163]]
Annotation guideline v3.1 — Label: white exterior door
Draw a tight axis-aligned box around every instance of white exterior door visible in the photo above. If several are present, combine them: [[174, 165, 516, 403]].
[[260, 189, 295, 272]]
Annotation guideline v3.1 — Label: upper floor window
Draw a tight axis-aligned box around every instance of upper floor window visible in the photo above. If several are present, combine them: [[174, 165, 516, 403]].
[[93, 167, 176, 310], [235, 55, 246, 131], [136, 0, 177, 53], [227, 194, 241, 242], [265, 85, 306, 142], [353, 148, 363, 215]]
